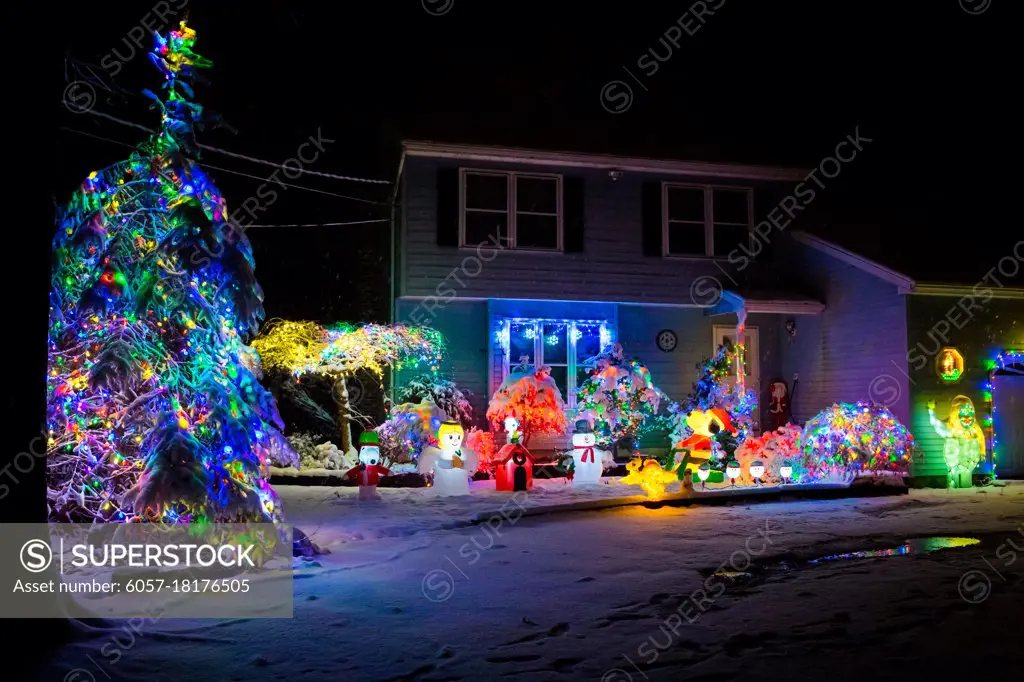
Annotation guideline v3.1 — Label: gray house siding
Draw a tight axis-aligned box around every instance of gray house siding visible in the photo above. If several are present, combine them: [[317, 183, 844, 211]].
[[776, 237, 911, 427], [394, 298, 490, 429], [400, 155, 785, 304], [905, 296, 1024, 480]]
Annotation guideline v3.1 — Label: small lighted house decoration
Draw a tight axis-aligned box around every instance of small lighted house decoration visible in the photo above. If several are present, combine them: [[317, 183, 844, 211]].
[[936, 347, 964, 383], [495, 417, 534, 492]]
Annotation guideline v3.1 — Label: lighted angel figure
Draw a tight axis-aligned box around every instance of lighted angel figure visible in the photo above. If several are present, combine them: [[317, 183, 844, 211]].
[[927, 396, 986, 488]]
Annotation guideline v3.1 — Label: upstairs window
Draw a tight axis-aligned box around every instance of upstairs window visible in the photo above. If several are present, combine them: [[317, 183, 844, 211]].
[[461, 170, 562, 251], [663, 184, 753, 257]]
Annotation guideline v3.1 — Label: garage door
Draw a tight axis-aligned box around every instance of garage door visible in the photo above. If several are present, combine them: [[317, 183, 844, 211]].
[[993, 372, 1024, 477]]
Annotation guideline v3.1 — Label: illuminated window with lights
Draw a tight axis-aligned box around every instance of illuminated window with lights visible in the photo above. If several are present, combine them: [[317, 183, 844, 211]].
[[496, 319, 611, 409]]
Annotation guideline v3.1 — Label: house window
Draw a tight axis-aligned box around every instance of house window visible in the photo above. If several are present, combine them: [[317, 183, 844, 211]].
[[663, 184, 753, 257], [461, 170, 562, 251], [499, 318, 608, 409]]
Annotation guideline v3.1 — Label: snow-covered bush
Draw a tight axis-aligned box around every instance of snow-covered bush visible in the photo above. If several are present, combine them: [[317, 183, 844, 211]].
[[465, 427, 498, 475], [576, 343, 665, 448], [486, 360, 567, 444], [800, 402, 914, 477], [396, 374, 474, 429], [285, 432, 353, 470], [735, 424, 805, 484], [375, 400, 449, 467]]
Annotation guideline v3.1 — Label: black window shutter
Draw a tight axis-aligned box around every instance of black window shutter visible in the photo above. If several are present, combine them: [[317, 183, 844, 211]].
[[641, 181, 664, 257], [436, 167, 459, 247], [563, 176, 585, 253]]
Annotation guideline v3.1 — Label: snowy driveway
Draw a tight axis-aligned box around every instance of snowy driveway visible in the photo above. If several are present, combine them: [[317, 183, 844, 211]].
[[45, 482, 1024, 682]]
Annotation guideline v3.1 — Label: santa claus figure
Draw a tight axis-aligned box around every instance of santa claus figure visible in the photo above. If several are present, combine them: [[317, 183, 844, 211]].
[[344, 431, 391, 501]]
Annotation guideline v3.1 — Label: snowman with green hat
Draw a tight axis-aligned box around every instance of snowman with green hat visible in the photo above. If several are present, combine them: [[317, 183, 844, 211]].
[[344, 430, 392, 500]]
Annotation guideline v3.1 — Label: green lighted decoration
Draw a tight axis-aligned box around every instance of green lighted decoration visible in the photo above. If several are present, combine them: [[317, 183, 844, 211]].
[[936, 347, 964, 383]]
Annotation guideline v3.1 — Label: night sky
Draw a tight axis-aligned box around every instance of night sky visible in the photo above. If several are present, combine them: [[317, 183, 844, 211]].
[[54, 0, 1015, 311]]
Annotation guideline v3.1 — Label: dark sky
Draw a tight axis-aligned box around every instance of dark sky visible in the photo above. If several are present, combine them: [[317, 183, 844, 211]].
[[55, 0, 1017, 314]]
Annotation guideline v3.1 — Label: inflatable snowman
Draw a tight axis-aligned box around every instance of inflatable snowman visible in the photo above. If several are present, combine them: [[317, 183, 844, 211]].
[[419, 420, 479, 496], [344, 431, 391, 501], [569, 420, 611, 485]]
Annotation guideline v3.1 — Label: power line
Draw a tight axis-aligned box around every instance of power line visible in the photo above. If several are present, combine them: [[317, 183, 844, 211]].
[[245, 219, 390, 228], [60, 127, 391, 206], [79, 108, 392, 185]]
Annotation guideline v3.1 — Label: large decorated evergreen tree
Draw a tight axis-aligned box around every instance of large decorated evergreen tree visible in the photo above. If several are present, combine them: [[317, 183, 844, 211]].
[[47, 22, 289, 523], [576, 343, 666, 450]]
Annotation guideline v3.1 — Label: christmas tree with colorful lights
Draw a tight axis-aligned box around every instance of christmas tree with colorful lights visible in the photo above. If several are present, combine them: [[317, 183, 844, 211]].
[[670, 340, 757, 444], [575, 343, 666, 450], [47, 21, 289, 522]]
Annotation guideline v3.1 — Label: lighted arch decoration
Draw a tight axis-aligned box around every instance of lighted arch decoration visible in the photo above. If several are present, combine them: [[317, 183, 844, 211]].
[[936, 347, 964, 383]]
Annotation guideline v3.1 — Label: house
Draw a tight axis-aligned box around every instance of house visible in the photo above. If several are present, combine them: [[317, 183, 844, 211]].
[[774, 230, 1024, 485], [390, 140, 1023, 485]]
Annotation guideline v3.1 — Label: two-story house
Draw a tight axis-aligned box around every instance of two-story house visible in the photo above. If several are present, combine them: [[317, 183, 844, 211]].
[[391, 140, 1024, 484]]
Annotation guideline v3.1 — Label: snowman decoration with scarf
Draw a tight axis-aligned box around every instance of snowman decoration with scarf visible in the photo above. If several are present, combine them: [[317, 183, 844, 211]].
[[568, 420, 612, 485]]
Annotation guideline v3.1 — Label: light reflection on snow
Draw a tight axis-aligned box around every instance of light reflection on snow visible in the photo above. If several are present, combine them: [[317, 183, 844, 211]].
[[808, 537, 980, 565]]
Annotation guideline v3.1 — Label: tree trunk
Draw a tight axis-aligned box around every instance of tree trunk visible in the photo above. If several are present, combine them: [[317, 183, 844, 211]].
[[335, 376, 352, 453]]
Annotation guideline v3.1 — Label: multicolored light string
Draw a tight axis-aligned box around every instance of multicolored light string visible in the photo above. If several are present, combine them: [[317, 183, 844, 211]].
[[982, 350, 1024, 477]]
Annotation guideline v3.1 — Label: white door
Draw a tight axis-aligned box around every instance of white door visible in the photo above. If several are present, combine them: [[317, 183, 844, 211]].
[[712, 325, 760, 430]]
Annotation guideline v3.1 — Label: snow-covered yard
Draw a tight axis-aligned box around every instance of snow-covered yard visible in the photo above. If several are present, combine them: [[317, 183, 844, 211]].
[[42, 481, 1024, 682]]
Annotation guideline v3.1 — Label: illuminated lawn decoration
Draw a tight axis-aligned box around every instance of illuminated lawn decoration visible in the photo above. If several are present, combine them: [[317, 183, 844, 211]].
[[799, 402, 915, 478], [779, 461, 794, 483], [47, 22, 287, 523], [725, 460, 742, 485], [927, 396, 985, 488], [253, 319, 444, 453], [620, 457, 678, 499], [749, 460, 766, 485], [576, 343, 666, 450], [937, 348, 964, 383], [697, 463, 712, 489]]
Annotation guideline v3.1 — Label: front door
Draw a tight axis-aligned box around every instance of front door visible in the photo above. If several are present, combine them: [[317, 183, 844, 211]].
[[712, 325, 760, 431]]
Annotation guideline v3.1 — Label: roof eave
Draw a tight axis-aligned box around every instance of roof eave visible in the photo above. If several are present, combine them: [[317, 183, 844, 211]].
[[401, 140, 811, 182], [791, 230, 916, 291]]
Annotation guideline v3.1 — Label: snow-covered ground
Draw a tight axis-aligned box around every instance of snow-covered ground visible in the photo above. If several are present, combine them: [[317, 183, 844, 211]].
[[41, 480, 1024, 682]]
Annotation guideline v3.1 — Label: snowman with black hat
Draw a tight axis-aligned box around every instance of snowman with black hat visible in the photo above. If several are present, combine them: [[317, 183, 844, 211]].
[[567, 419, 610, 485]]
